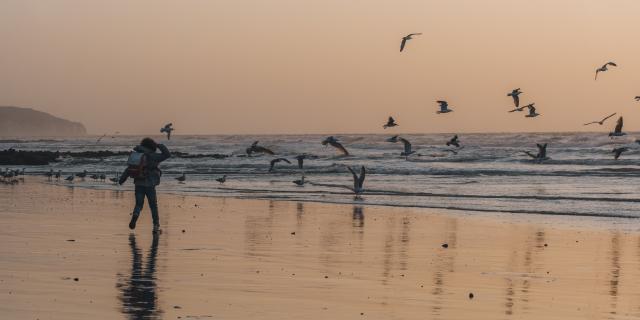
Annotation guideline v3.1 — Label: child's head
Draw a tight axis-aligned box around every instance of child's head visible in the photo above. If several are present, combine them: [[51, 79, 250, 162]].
[[140, 137, 158, 152]]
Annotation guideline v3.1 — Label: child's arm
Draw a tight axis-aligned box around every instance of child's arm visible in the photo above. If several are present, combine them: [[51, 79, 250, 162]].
[[152, 144, 171, 163], [118, 169, 129, 185]]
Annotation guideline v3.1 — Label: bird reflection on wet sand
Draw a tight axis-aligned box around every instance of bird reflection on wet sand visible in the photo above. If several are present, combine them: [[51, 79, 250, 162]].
[[117, 233, 161, 320]]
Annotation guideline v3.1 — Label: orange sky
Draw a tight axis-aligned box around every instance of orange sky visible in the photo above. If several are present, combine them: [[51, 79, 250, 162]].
[[1, 0, 639, 135]]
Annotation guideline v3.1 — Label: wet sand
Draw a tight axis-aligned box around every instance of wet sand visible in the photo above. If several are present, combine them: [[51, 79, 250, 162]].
[[2, 180, 640, 319]]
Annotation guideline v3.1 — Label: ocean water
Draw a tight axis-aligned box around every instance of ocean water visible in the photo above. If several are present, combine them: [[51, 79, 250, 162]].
[[3, 132, 640, 218]]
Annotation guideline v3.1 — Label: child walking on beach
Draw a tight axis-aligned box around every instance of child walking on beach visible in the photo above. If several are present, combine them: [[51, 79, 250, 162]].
[[119, 138, 171, 233]]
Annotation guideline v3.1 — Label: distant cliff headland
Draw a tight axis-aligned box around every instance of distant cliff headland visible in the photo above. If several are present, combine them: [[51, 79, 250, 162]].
[[0, 106, 86, 137]]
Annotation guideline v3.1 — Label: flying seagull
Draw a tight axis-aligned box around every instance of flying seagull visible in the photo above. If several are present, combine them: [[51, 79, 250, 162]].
[[321, 136, 349, 156], [523, 143, 549, 162], [595, 62, 617, 80], [96, 134, 107, 143], [609, 116, 626, 137], [269, 158, 292, 172], [583, 113, 617, 126], [347, 166, 366, 197], [160, 123, 174, 140], [525, 103, 540, 118], [400, 33, 422, 52], [436, 100, 453, 114], [386, 135, 414, 159], [215, 175, 226, 184], [507, 88, 522, 108], [383, 116, 398, 129], [246, 141, 275, 156], [612, 147, 629, 160], [446, 135, 460, 148]]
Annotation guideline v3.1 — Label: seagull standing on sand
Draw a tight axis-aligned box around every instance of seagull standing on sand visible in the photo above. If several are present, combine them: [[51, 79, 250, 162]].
[[383, 116, 398, 129], [609, 117, 626, 137], [612, 147, 629, 160], [295, 154, 308, 169], [55, 170, 61, 181], [584, 113, 617, 126], [75, 170, 88, 179], [65, 175, 74, 183], [46, 168, 53, 181], [436, 101, 453, 114], [246, 141, 275, 156], [175, 173, 186, 182], [347, 166, 366, 198], [160, 123, 174, 140], [216, 175, 227, 184], [595, 62, 617, 80], [269, 158, 292, 172], [293, 174, 306, 186], [446, 135, 460, 148], [321, 136, 349, 156], [525, 103, 540, 118], [400, 33, 422, 52]]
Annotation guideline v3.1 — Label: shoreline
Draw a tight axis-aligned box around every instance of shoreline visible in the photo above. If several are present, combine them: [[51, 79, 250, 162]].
[[3, 181, 640, 319]]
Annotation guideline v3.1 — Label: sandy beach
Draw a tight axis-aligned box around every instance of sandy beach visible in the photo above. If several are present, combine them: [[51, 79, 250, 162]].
[[2, 179, 640, 319]]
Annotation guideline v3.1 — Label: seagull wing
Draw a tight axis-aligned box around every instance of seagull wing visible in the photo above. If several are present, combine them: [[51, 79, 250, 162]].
[[358, 166, 366, 188], [347, 166, 359, 190], [601, 113, 617, 122], [399, 137, 412, 154], [615, 117, 623, 133], [332, 142, 349, 155], [400, 38, 407, 52], [583, 121, 599, 126], [607, 62, 617, 67], [513, 95, 520, 107]]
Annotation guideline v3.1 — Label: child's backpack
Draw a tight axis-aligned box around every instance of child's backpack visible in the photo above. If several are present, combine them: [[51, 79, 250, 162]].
[[126, 152, 148, 178]]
